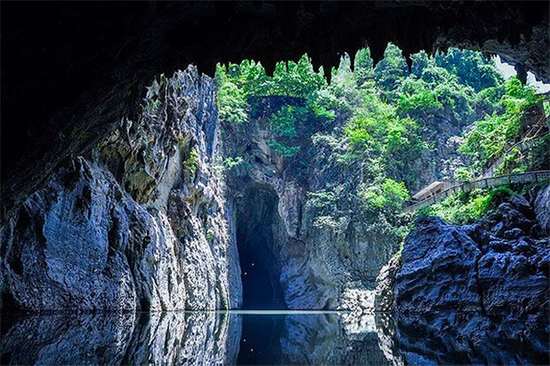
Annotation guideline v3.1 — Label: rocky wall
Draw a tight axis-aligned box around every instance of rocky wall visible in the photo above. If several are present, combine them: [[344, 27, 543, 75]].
[[0, 67, 241, 311]]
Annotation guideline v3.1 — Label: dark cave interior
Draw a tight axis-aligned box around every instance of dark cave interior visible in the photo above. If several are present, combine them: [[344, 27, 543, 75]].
[[236, 187, 287, 310]]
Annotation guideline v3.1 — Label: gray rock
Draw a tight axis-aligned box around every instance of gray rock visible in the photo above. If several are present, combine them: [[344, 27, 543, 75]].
[[503, 227, 523, 239], [1, 67, 241, 311], [498, 202, 534, 233], [374, 254, 401, 312], [392, 208, 550, 364], [534, 184, 550, 235], [509, 194, 532, 216]]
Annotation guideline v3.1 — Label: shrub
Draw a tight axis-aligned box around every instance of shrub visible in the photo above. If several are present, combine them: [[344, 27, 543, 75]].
[[306, 189, 336, 208], [358, 178, 410, 212], [268, 140, 300, 157], [223, 156, 244, 169], [420, 185, 514, 224], [184, 148, 200, 175]]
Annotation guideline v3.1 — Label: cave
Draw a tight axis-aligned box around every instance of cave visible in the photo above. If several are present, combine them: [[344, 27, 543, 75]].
[[1, 2, 550, 364], [236, 187, 287, 310]]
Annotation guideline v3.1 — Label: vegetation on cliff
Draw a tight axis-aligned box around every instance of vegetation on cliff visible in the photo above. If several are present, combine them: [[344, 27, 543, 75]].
[[216, 44, 548, 243]]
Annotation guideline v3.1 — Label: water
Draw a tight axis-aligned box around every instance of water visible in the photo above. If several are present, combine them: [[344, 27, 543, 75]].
[[0, 311, 398, 365]]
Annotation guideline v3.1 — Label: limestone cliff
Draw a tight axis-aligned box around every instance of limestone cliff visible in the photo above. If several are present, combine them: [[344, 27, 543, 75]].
[[376, 187, 550, 364], [222, 99, 403, 310], [0, 67, 241, 311]]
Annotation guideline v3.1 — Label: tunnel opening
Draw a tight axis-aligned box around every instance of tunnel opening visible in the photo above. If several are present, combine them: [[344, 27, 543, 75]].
[[236, 187, 287, 310]]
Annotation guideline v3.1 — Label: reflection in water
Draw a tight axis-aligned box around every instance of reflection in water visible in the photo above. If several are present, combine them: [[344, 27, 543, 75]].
[[4, 310, 540, 365], [1, 311, 395, 365], [237, 311, 391, 365], [0, 312, 242, 365]]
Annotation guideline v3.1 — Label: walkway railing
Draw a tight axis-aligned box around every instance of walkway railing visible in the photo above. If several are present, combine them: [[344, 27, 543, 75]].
[[405, 170, 550, 212], [483, 132, 548, 178]]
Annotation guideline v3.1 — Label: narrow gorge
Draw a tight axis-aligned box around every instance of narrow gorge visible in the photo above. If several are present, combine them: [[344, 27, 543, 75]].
[[1, 2, 549, 365], [1, 66, 402, 312]]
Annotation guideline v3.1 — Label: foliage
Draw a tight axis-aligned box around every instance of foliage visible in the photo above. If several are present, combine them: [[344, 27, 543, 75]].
[[354, 48, 374, 87], [216, 64, 249, 124], [184, 148, 200, 175], [306, 189, 336, 208], [271, 55, 326, 98], [459, 77, 541, 169], [420, 185, 514, 224], [374, 44, 408, 99], [269, 105, 300, 138], [397, 78, 443, 114], [357, 178, 410, 212], [268, 140, 300, 157], [223, 156, 244, 169], [215, 43, 541, 251], [434, 49, 504, 92], [454, 167, 473, 181]]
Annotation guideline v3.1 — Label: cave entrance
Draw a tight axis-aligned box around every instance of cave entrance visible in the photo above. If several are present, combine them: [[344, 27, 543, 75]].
[[236, 187, 287, 310]]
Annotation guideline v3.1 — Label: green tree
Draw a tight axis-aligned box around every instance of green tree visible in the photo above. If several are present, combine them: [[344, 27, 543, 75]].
[[374, 44, 409, 99]]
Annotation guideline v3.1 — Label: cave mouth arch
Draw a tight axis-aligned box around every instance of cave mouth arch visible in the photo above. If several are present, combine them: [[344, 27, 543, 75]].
[[236, 186, 287, 310]]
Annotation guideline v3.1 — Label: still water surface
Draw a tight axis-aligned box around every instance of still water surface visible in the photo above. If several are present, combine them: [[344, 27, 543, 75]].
[[1, 311, 399, 365]]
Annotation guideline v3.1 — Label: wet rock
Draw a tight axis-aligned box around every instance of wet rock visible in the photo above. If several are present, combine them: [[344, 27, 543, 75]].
[[395, 215, 483, 315], [498, 203, 533, 232], [509, 194, 532, 217], [503, 227, 523, 239], [392, 189, 550, 364]]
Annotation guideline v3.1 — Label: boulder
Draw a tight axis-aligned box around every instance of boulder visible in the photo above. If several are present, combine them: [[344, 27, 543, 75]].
[[392, 194, 550, 364]]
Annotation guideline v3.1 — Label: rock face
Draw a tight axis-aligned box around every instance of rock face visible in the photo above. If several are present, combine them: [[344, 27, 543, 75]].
[[374, 254, 401, 312], [535, 184, 550, 234], [3, 4, 549, 223], [1, 64, 395, 312], [222, 101, 402, 310], [0, 67, 241, 311], [390, 190, 550, 364]]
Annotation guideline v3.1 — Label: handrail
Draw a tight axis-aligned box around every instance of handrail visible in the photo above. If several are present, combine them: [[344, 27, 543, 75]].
[[483, 132, 548, 178], [483, 115, 548, 175], [405, 170, 550, 212]]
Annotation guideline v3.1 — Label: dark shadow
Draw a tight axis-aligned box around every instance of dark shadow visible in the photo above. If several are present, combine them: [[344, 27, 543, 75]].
[[236, 187, 287, 310]]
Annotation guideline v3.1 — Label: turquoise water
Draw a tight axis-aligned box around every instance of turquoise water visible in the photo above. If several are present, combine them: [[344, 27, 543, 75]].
[[0, 311, 396, 365]]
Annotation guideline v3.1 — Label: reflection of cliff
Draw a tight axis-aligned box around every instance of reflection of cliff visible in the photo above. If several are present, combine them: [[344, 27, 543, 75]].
[[0, 311, 403, 365], [0, 312, 241, 366], [278, 312, 390, 365]]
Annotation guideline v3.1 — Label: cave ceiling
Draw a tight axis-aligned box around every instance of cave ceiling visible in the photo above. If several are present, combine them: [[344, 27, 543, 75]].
[[1, 1, 548, 216]]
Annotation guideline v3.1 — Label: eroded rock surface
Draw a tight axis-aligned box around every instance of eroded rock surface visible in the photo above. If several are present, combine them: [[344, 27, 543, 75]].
[[0, 67, 241, 311], [223, 100, 401, 310], [1, 64, 393, 312], [391, 189, 550, 365], [374, 254, 401, 312]]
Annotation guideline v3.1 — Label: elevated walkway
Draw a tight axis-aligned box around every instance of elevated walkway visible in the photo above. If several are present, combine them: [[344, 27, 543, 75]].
[[405, 170, 550, 212]]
